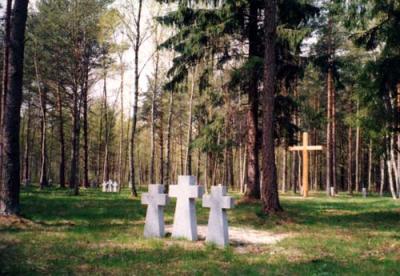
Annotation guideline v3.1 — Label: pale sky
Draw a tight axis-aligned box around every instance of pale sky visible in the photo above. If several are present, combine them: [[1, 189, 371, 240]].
[[1, 0, 170, 113]]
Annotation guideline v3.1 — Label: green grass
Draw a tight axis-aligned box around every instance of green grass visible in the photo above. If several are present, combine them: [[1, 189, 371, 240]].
[[0, 187, 399, 275]]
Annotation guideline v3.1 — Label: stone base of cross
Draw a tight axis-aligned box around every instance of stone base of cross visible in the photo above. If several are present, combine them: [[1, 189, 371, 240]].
[[203, 185, 234, 247], [141, 184, 169, 238], [169, 176, 204, 241]]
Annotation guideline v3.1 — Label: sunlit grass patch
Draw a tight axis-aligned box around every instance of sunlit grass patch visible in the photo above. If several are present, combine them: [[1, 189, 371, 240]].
[[0, 187, 399, 275]]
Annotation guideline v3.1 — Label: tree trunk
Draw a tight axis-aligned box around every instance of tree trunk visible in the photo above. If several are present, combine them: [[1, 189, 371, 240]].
[[380, 157, 385, 196], [0, 0, 13, 186], [159, 94, 164, 185], [165, 90, 174, 189], [55, 85, 66, 188], [185, 68, 196, 176], [118, 58, 125, 187], [347, 127, 353, 194], [262, 0, 282, 214], [0, 0, 29, 215], [102, 71, 110, 183], [150, 50, 160, 183], [245, 0, 261, 200], [355, 110, 361, 192], [83, 73, 89, 188], [69, 86, 81, 195], [33, 51, 48, 189], [368, 140, 373, 191], [282, 148, 287, 193], [129, 0, 143, 197], [22, 100, 31, 186]]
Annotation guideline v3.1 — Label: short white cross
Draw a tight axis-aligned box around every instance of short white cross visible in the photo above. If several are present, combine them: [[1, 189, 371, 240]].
[[203, 185, 234, 247], [169, 176, 204, 241], [141, 184, 169, 238]]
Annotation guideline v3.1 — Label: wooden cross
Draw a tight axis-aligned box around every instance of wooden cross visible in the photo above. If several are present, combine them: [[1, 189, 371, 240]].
[[289, 132, 323, 198]]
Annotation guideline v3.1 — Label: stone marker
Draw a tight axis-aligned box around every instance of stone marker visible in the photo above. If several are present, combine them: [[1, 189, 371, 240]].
[[203, 185, 234, 247], [102, 180, 118, 192], [112, 181, 119, 192], [141, 184, 169, 238], [102, 181, 108, 192], [330, 186, 335, 197], [169, 176, 204, 241], [362, 187, 367, 198]]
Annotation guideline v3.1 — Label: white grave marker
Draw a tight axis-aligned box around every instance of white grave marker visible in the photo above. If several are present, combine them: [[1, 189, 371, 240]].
[[203, 185, 234, 247], [169, 176, 204, 241], [112, 181, 119, 192], [141, 184, 169, 238]]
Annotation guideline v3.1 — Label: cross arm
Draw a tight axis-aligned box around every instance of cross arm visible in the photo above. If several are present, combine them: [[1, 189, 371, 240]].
[[222, 196, 234, 209]]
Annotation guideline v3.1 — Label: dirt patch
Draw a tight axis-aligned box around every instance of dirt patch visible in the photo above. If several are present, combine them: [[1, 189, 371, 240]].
[[0, 215, 38, 229], [165, 225, 293, 253]]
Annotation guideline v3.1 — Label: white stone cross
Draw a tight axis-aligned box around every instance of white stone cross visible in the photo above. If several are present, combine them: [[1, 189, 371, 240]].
[[203, 185, 234, 247], [141, 184, 169, 238], [169, 176, 204, 241], [112, 181, 119, 192]]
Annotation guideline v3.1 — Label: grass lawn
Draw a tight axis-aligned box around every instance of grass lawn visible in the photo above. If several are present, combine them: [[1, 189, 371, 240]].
[[0, 187, 399, 275]]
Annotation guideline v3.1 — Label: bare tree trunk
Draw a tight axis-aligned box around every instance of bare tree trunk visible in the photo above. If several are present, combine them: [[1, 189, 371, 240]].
[[83, 74, 89, 188], [96, 103, 103, 186], [159, 96, 164, 185], [165, 90, 174, 190], [380, 157, 385, 196], [262, 0, 282, 214], [185, 67, 196, 175], [355, 107, 361, 192], [387, 160, 398, 199], [0, 0, 29, 215], [347, 127, 353, 194], [368, 140, 373, 191], [23, 99, 31, 186], [129, 0, 143, 197], [0, 0, 13, 186], [33, 51, 48, 189], [69, 86, 81, 195], [118, 59, 125, 187], [245, 0, 261, 200], [150, 49, 160, 183], [55, 85, 66, 188], [282, 148, 287, 193], [102, 71, 110, 182]]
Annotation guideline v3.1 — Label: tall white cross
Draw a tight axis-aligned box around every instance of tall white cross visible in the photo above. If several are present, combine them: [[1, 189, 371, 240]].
[[141, 184, 169, 238], [203, 185, 234, 247], [169, 176, 204, 241]]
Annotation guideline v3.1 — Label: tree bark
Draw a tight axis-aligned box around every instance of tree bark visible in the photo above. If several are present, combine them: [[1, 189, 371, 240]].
[[0, 0, 29, 215], [355, 105, 361, 192], [185, 67, 196, 175], [244, 0, 261, 200], [23, 99, 31, 186], [129, 0, 143, 197], [262, 0, 282, 214], [102, 70, 110, 183], [0, 0, 13, 186], [118, 57, 125, 187], [165, 90, 174, 190], [34, 53, 48, 189], [56, 85, 66, 188], [150, 50, 160, 183], [83, 72, 89, 188], [347, 127, 353, 194]]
